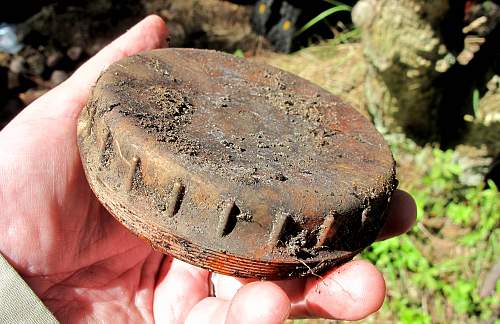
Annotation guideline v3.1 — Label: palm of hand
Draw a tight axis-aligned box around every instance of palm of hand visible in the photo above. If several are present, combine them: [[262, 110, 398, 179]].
[[0, 54, 159, 324], [0, 16, 416, 324], [1, 126, 159, 321]]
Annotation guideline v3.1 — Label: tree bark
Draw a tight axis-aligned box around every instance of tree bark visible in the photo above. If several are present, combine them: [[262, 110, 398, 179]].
[[352, 0, 452, 139]]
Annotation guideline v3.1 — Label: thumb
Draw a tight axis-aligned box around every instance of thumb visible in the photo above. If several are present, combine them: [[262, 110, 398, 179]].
[[225, 281, 291, 324]]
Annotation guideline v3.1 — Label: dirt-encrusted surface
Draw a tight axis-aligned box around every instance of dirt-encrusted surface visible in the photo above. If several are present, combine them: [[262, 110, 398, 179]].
[[78, 48, 397, 279]]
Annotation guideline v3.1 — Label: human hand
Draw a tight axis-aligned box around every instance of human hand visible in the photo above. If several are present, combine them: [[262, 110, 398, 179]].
[[0, 15, 416, 323]]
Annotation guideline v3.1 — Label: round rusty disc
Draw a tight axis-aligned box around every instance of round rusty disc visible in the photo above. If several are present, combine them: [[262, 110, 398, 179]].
[[77, 48, 397, 279]]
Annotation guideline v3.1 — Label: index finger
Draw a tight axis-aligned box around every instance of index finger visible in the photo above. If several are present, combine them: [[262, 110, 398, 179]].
[[376, 190, 416, 241], [214, 260, 386, 320]]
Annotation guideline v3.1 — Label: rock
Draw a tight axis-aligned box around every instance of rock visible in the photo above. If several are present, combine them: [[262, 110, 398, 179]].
[[480, 260, 500, 297], [0, 52, 10, 68], [352, 0, 376, 28], [7, 71, 20, 90], [46, 50, 64, 68], [50, 70, 68, 86], [67, 46, 83, 61], [9, 55, 26, 74], [18, 88, 48, 105], [26, 52, 45, 75], [166, 21, 186, 47]]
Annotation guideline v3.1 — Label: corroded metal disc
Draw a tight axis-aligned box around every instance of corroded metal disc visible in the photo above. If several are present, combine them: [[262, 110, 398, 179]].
[[77, 48, 397, 279]]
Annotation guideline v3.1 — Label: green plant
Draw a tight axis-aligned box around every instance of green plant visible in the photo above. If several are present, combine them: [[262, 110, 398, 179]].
[[361, 145, 499, 323], [233, 48, 245, 58], [294, 1, 352, 38], [473, 88, 480, 116]]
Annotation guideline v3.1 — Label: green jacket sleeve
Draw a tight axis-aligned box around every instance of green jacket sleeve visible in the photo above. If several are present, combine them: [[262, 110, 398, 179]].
[[0, 253, 59, 324]]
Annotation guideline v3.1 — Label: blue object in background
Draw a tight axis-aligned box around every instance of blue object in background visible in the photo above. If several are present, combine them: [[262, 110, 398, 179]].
[[0, 23, 23, 54]]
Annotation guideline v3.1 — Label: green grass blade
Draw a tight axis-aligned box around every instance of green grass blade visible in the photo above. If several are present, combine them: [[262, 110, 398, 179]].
[[328, 27, 361, 45], [294, 5, 352, 38], [472, 88, 480, 116], [321, 0, 351, 7]]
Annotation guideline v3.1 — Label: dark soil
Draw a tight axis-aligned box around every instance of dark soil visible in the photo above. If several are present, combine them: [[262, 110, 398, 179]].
[[0, 0, 264, 129]]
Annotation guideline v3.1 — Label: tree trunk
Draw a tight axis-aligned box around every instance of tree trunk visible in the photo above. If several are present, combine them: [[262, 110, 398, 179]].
[[352, 0, 453, 139]]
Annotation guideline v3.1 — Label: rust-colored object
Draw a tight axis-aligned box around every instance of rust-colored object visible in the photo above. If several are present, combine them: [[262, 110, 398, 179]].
[[77, 48, 397, 279]]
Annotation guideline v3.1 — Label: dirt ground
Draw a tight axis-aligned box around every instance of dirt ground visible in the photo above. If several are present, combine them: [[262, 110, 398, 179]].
[[0, 0, 268, 129]]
